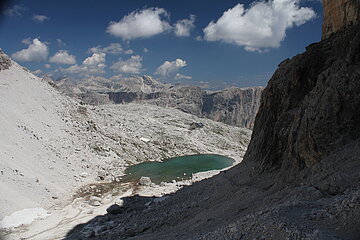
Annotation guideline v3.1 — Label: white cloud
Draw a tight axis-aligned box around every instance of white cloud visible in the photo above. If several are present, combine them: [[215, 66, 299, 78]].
[[32, 69, 42, 75], [107, 7, 171, 40], [198, 81, 212, 89], [33, 14, 50, 22], [88, 43, 121, 54], [88, 43, 133, 55], [143, 47, 149, 53], [83, 53, 105, 66], [109, 74, 123, 81], [11, 38, 49, 62], [49, 50, 76, 65], [124, 49, 134, 54], [155, 59, 187, 78], [110, 55, 143, 74], [59, 53, 106, 76], [4, 5, 26, 16], [21, 37, 32, 45], [58, 65, 84, 75], [174, 15, 196, 37], [44, 64, 51, 69], [203, 0, 316, 51], [195, 36, 203, 41], [56, 39, 66, 47], [175, 73, 192, 80], [59, 64, 105, 76]]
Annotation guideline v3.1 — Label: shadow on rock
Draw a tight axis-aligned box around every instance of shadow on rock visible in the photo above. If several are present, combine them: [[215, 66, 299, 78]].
[[64, 194, 169, 239]]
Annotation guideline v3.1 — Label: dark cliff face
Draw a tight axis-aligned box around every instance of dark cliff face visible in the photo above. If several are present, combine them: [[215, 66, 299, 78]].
[[244, 23, 360, 179]]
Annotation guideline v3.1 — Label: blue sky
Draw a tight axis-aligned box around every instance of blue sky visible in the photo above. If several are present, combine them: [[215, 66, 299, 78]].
[[0, 0, 323, 89]]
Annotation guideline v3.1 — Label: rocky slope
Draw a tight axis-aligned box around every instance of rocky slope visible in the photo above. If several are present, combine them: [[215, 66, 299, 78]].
[[0, 50, 251, 227], [55, 76, 263, 129], [63, 4, 360, 240]]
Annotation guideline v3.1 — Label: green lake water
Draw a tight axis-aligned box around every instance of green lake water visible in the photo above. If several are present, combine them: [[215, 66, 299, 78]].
[[122, 154, 234, 184]]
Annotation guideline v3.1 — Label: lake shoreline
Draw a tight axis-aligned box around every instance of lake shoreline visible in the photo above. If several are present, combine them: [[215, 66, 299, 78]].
[[2, 151, 245, 239]]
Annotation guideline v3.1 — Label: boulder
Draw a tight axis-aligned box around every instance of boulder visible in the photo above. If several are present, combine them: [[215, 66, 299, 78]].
[[189, 122, 204, 130], [89, 196, 102, 206], [139, 176, 152, 186], [106, 204, 123, 215]]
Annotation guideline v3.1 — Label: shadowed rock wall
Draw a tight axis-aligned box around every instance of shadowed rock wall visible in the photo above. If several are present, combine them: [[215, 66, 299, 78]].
[[322, 0, 360, 39]]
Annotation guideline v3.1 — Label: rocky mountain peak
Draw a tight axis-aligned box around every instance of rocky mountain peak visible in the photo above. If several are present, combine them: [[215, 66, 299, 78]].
[[141, 75, 160, 86], [0, 49, 12, 71], [322, 0, 360, 39]]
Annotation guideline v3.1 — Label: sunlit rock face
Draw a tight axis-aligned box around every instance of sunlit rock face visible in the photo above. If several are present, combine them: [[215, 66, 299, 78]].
[[322, 0, 360, 39]]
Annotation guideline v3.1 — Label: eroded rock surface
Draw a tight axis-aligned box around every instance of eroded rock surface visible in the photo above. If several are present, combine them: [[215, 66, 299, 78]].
[[322, 0, 360, 39], [0, 49, 11, 71], [246, 22, 360, 180]]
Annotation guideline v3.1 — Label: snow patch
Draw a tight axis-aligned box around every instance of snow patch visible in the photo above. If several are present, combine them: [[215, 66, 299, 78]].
[[0, 208, 51, 229]]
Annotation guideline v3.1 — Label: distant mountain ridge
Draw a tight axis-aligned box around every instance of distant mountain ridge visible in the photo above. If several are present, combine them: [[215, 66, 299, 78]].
[[53, 75, 263, 129]]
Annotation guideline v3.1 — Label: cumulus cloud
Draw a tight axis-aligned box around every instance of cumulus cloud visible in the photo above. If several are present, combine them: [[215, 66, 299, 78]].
[[107, 7, 171, 40], [49, 50, 76, 65], [44, 64, 51, 69], [174, 15, 196, 37], [203, 0, 316, 51], [59, 53, 106, 75], [4, 5, 26, 16], [33, 14, 50, 22], [83, 53, 106, 66], [59, 64, 105, 76], [88, 43, 133, 55], [155, 59, 187, 78], [11, 38, 49, 62], [88, 43, 121, 54], [175, 73, 192, 80], [124, 49, 134, 54], [110, 55, 143, 74]]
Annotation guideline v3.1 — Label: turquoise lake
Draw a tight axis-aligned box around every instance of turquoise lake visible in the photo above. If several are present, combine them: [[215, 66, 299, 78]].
[[123, 154, 234, 184]]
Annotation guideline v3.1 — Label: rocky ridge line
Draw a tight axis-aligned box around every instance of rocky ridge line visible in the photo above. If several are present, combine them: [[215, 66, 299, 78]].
[[54, 76, 263, 129]]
